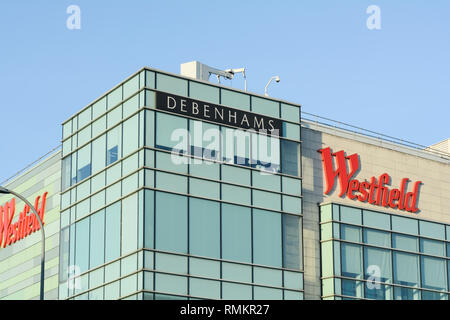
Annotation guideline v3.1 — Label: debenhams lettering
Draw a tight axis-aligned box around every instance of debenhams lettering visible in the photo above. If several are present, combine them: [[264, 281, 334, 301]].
[[156, 92, 283, 136]]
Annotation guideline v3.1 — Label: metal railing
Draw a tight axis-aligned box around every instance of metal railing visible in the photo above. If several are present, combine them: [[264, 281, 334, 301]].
[[0, 145, 62, 187], [301, 110, 450, 160]]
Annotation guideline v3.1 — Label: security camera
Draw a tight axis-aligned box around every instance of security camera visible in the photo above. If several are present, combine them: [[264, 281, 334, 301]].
[[265, 76, 281, 97]]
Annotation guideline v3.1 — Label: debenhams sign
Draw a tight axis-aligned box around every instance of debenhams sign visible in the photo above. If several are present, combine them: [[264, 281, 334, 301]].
[[156, 91, 283, 136]]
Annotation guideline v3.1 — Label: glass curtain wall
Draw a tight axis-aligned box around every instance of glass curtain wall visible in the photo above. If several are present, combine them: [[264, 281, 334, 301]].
[[321, 203, 450, 300], [60, 68, 303, 300]]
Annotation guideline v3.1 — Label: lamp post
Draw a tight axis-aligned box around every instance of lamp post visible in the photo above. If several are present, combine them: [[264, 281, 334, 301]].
[[264, 76, 281, 97], [0, 186, 45, 300]]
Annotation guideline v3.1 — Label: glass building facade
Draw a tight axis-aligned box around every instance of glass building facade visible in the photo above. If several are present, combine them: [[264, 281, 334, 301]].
[[321, 203, 450, 300], [58, 68, 304, 300]]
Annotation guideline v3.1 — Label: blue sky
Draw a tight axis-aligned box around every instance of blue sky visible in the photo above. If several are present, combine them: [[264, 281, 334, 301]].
[[0, 1, 449, 183]]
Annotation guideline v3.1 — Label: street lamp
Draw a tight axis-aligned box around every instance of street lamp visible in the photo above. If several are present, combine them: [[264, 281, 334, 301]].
[[264, 76, 280, 97], [0, 186, 45, 300]]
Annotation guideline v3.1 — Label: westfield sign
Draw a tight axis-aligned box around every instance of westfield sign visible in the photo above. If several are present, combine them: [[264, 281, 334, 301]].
[[318, 147, 422, 213], [0, 192, 48, 249]]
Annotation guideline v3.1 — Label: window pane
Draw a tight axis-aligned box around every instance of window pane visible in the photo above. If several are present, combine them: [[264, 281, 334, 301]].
[[281, 103, 299, 122], [155, 192, 187, 253], [189, 160, 219, 180], [253, 190, 281, 211], [342, 279, 363, 298], [62, 156, 72, 190], [155, 172, 187, 194], [421, 256, 447, 291], [189, 198, 220, 259], [63, 120, 72, 140], [78, 108, 91, 129], [123, 114, 139, 157], [92, 116, 106, 137], [284, 271, 303, 291], [124, 75, 139, 99], [156, 151, 187, 174], [77, 144, 91, 182], [420, 221, 445, 240], [282, 176, 301, 196], [222, 204, 251, 263], [222, 283, 252, 300], [107, 125, 121, 165], [144, 190, 154, 249], [92, 97, 107, 119], [251, 133, 280, 173], [156, 113, 188, 153], [75, 218, 90, 274], [363, 229, 390, 247], [283, 214, 302, 270], [189, 178, 219, 200], [71, 153, 77, 186], [221, 164, 250, 186], [189, 81, 219, 104], [394, 286, 419, 300], [222, 184, 251, 206], [62, 139, 71, 157], [90, 209, 105, 268], [282, 122, 300, 141], [92, 135, 106, 174], [221, 89, 250, 111], [222, 127, 250, 166], [78, 125, 91, 146], [107, 86, 122, 109], [341, 243, 362, 278], [59, 227, 70, 282], [251, 96, 279, 117], [282, 195, 302, 215], [156, 73, 187, 96], [420, 239, 445, 256], [222, 262, 251, 283], [281, 140, 299, 176], [252, 170, 280, 192], [392, 233, 418, 252], [363, 210, 390, 229], [364, 247, 392, 282], [154, 273, 187, 296], [122, 153, 139, 177], [253, 209, 282, 267], [122, 193, 138, 255], [393, 252, 419, 287], [341, 225, 361, 242], [391, 215, 418, 235], [107, 105, 122, 128], [106, 162, 121, 185], [189, 278, 220, 299], [340, 206, 362, 224], [155, 253, 187, 274], [421, 290, 445, 300], [120, 274, 137, 297], [105, 202, 121, 262], [190, 258, 220, 279], [189, 120, 220, 161], [254, 287, 282, 300]]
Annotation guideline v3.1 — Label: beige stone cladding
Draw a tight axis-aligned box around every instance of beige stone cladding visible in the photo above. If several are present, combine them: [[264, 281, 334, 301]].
[[301, 121, 450, 300]]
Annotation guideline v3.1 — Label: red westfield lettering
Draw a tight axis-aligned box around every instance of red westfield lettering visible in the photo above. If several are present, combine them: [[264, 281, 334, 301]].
[[318, 147, 422, 213], [0, 192, 48, 249]]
